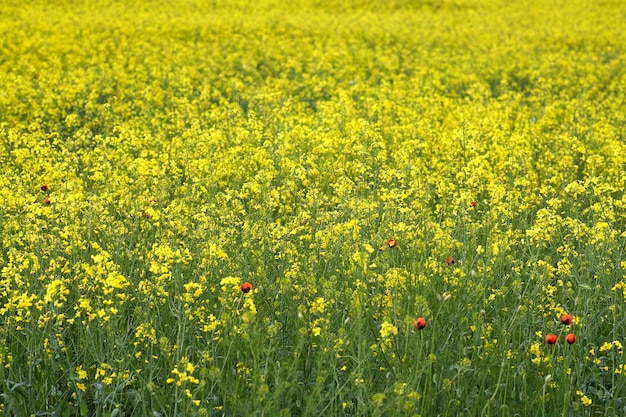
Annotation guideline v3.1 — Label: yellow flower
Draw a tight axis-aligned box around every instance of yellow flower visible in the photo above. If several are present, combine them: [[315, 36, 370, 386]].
[[76, 366, 88, 380], [577, 391, 592, 407], [380, 321, 398, 339], [530, 342, 542, 365]]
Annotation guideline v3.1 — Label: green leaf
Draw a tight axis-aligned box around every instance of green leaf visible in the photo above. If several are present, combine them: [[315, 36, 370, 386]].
[[80, 400, 89, 416]]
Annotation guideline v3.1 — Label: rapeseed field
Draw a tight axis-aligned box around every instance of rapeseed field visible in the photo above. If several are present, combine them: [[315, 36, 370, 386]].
[[1, 0, 625, 415]]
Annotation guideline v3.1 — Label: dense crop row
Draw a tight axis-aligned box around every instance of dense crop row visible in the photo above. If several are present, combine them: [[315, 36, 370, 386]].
[[1, 0, 625, 415]]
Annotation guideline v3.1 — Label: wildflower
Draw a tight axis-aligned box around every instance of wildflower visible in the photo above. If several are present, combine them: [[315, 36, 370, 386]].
[[560, 314, 573, 325], [530, 342, 542, 364], [240, 282, 252, 294], [220, 276, 240, 291], [470, 200, 477, 207], [380, 321, 398, 338], [385, 239, 397, 248], [566, 333, 576, 344], [41, 184, 49, 191], [545, 334, 558, 344], [577, 391, 592, 406], [76, 365, 88, 380], [445, 256, 455, 265], [44, 196, 51, 205], [414, 317, 426, 330], [143, 211, 151, 218]]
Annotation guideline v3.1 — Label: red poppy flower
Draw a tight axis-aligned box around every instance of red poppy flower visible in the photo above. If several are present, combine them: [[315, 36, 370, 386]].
[[545, 333, 558, 344], [41, 184, 49, 191], [386, 239, 397, 249], [445, 256, 455, 265], [143, 211, 151, 218], [470, 200, 477, 208], [44, 196, 51, 205], [240, 282, 252, 294], [414, 317, 426, 330], [566, 333, 576, 344], [560, 314, 573, 326]]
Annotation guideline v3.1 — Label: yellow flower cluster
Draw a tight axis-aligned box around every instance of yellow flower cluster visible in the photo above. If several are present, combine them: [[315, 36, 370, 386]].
[[0, 0, 625, 415]]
